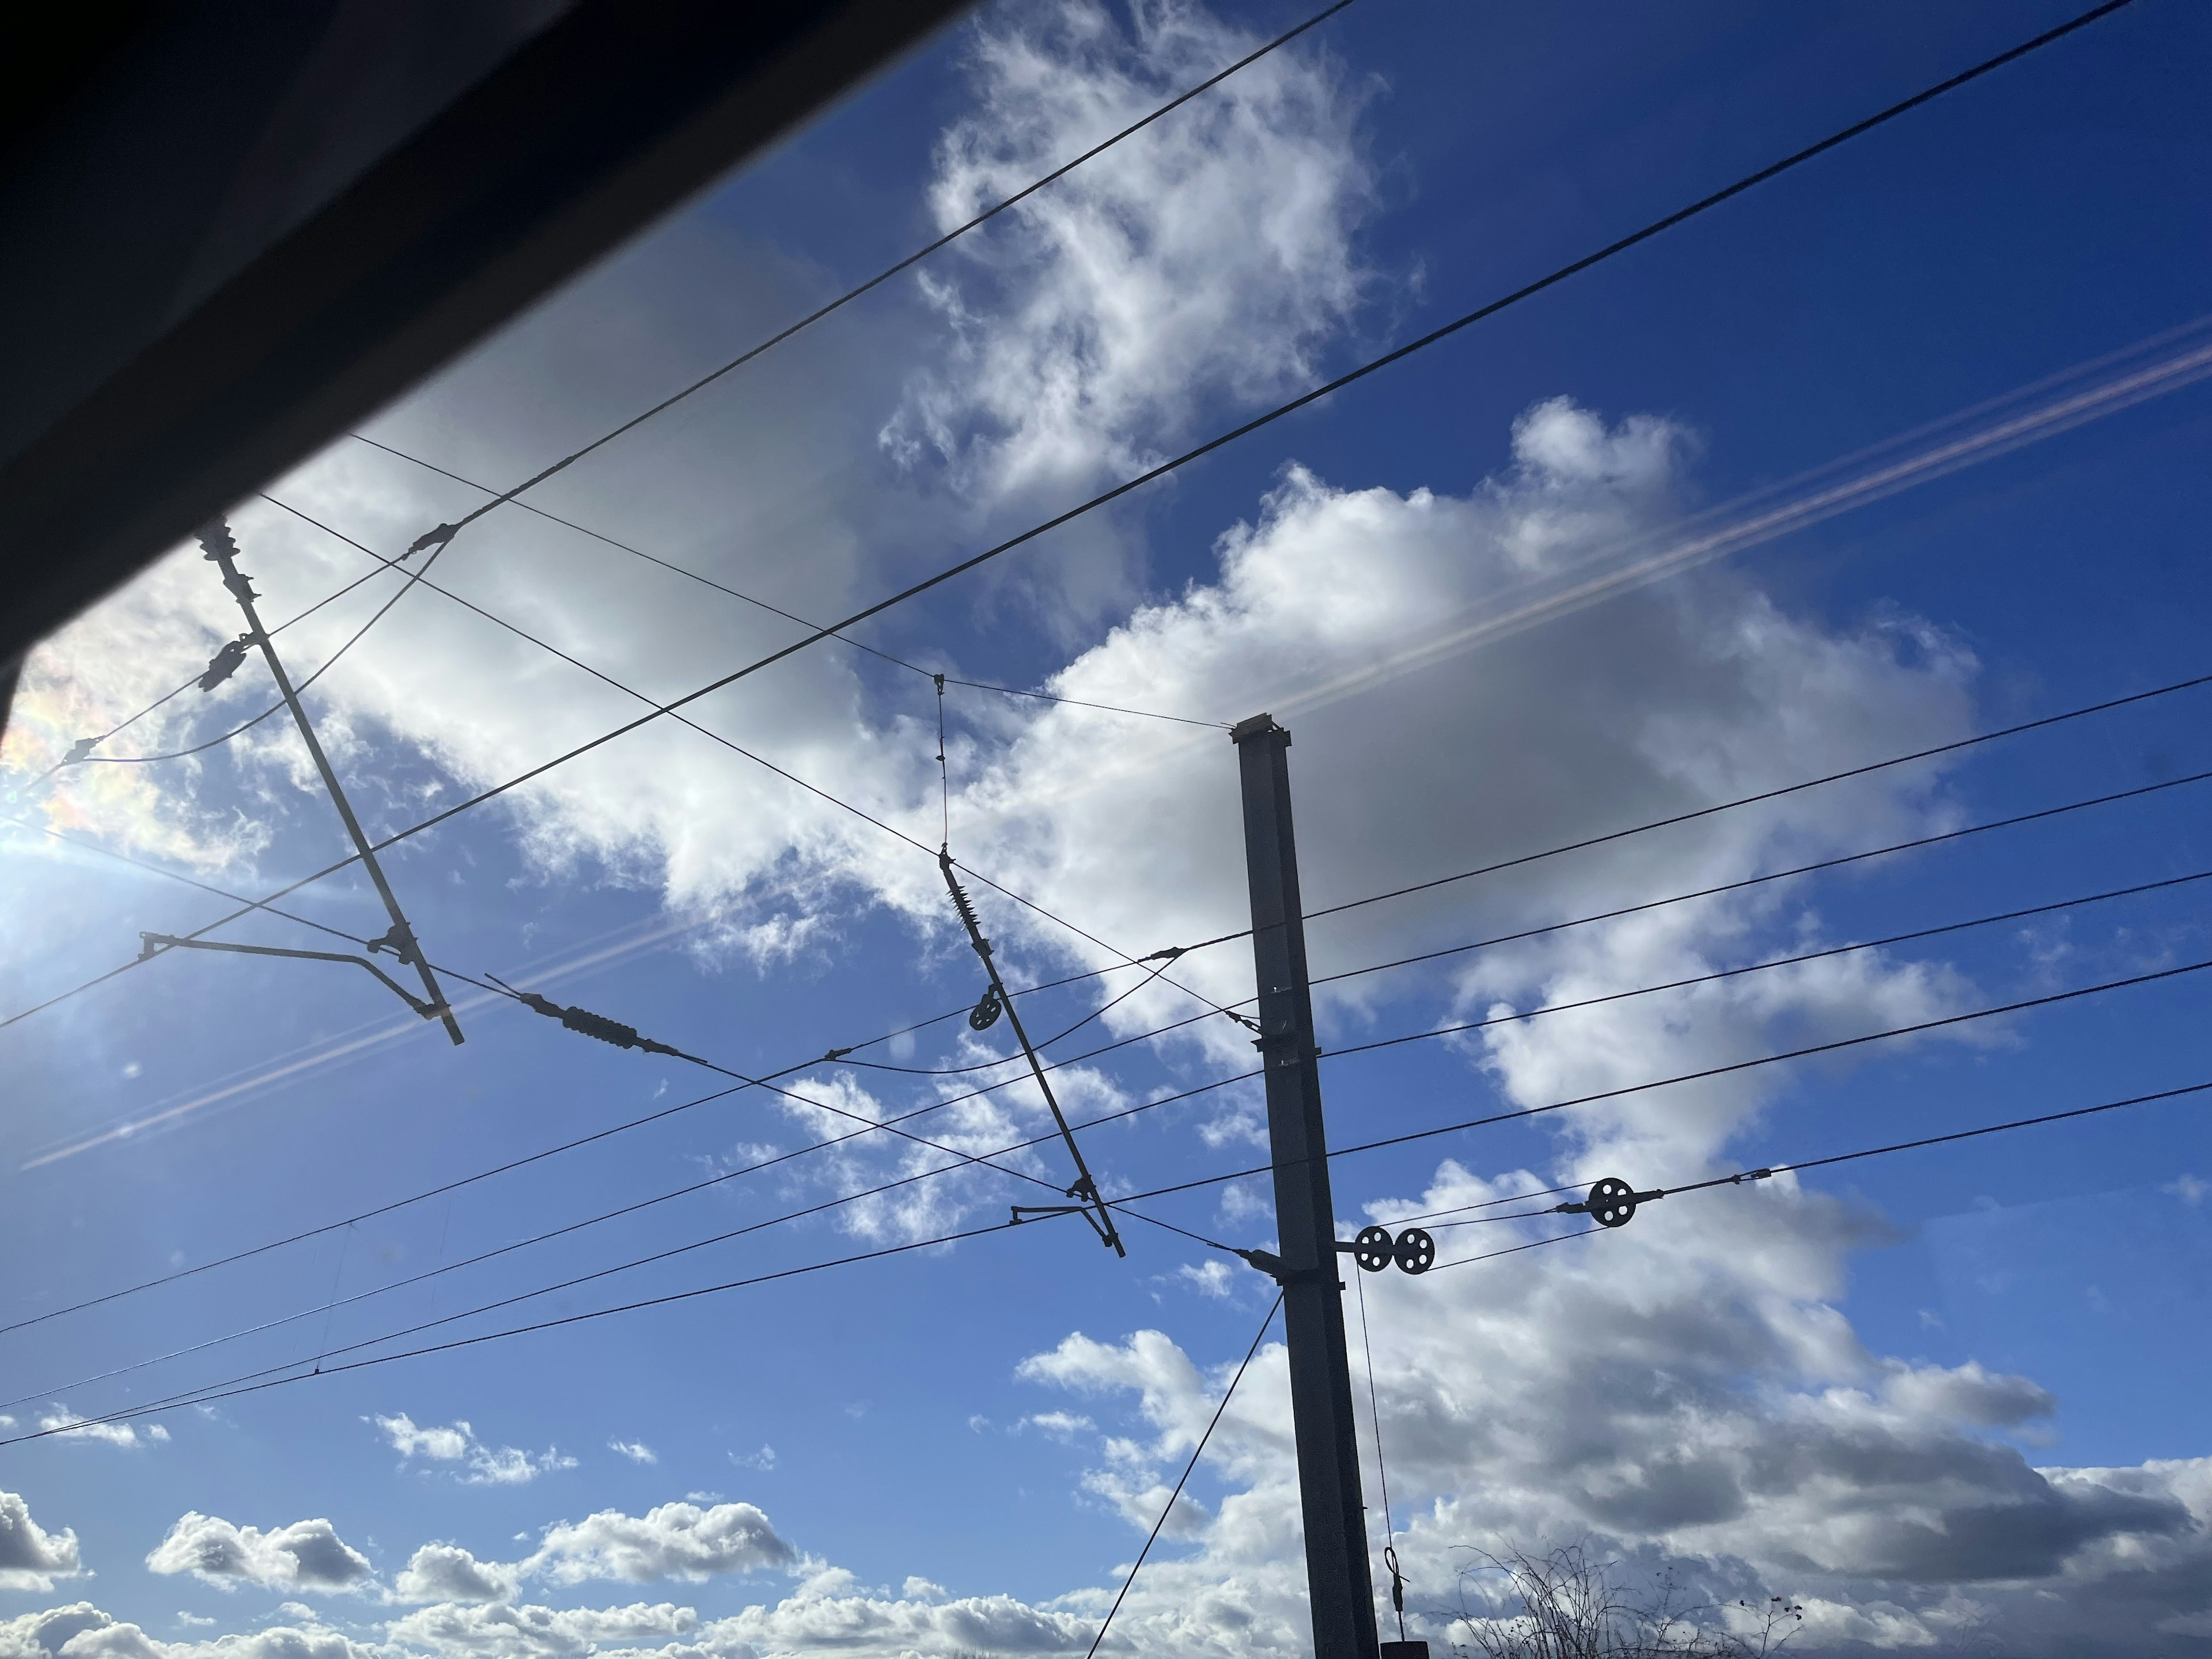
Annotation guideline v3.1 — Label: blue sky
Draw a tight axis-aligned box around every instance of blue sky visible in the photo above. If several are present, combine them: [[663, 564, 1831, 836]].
[[5, 1, 2211, 1654]]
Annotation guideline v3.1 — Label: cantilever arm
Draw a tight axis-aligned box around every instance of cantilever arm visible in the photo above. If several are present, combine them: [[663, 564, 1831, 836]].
[[137, 933, 449, 1022]]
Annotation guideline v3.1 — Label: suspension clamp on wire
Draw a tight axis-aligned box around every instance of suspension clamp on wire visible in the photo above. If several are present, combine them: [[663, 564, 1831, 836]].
[[407, 522, 460, 557], [62, 737, 98, 764], [197, 638, 249, 692], [365, 923, 423, 965]]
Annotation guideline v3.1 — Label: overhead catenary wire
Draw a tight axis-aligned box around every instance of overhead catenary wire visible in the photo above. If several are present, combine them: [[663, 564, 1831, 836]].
[[5, 858, 2166, 1402], [33, 1046, 2191, 1450], [1107, 952, 2212, 1209], [10, 766, 2202, 1345], [1084, 1291, 1284, 1659], [1426, 1078, 2212, 1265], [348, 438, 1230, 732], [5, 556, 421, 789], [252, 496, 1249, 1037], [25, 944, 2202, 1425], [51, 0, 2130, 961], [11, 622, 2203, 1050], [382, 0, 1365, 552]]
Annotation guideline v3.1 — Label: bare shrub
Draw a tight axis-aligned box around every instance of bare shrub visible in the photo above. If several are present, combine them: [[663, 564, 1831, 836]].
[[1446, 1541, 1802, 1659]]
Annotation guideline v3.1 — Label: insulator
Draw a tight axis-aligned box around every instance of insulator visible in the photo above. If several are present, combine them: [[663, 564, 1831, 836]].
[[1353, 1225, 1393, 1272], [196, 521, 241, 562], [1393, 1226, 1435, 1275], [560, 1006, 643, 1048], [968, 986, 1003, 1031], [1585, 1176, 1638, 1228]]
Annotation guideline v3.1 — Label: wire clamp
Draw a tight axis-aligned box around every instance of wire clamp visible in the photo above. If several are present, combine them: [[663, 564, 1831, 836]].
[[1236, 1248, 1339, 1287], [1729, 1167, 1775, 1185], [407, 522, 460, 558], [61, 737, 98, 764], [366, 923, 423, 965], [821, 1046, 853, 1062]]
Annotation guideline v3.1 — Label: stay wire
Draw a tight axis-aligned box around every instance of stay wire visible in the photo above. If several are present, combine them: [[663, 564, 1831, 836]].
[[388, 0, 1364, 547], [1084, 1291, 1283, 1659], [1354, 1263, 1396, 1564], [110, 1, 2130, 927]]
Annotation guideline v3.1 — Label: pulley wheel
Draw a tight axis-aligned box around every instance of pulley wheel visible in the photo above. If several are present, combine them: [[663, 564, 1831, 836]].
[[1586, 1176, 1638, 1228], [1393, 1226, 1435, 1275], [968, 987, 1003, 1031], [1354, 1225, 1394, 1272]]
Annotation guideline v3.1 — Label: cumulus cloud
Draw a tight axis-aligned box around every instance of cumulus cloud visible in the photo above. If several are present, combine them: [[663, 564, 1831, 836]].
[[0, 1491, 82, 1593], [33, 1410, 168, 1450], [393, 1547, 517, 1608], [605, 1440, 656, 1465], [883, 0, 1378, 513], [521, 1502, 795, 1586], [144, 1515, 373, 1594], [372, 1416, 575, 1487], [0, 1603, 376, 1659]]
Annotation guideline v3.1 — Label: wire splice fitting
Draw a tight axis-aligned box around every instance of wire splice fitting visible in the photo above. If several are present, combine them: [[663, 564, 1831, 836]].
[[407, 522, 460, 558]]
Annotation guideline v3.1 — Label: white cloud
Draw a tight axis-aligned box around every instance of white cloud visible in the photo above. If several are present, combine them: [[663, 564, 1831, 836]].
[[2166, 1173, 2207, 1206], [373, 1415, 472, 1464], [1018, 1411, 1094, 1442], [1173, 1259, 1237, 1298], [372, 1415, 575, 1487], [0, 1603, 378, 1659], [727, 1446, 775, 1472], [144, 1514, 374, 1594], [33, 1408, 168, 1450], [394, 1546, 517, 1608], [0, 1490, 82, 1592], [381, 1601, 694, 1659], [883, 0, 1379, 518], [520, 1502, 794, 1586], [606, 1440, 657, 1465]]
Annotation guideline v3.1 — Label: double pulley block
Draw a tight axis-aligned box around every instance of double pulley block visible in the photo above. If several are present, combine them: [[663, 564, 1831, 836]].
[[1342, 1224, 1435, 1276]]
